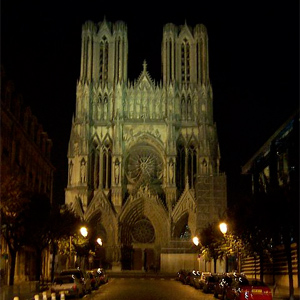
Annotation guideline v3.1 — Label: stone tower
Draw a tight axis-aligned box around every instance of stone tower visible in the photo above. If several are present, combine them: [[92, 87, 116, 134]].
[[65, 18, 227, 271]]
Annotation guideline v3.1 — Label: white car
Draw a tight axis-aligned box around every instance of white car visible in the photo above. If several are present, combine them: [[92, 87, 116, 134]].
[[60, 269, 92, 295], [51, 275, 85, 298]]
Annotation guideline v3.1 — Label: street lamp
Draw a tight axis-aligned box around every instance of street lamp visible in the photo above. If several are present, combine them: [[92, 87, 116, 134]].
[[192, 236, 200, 246], [192, 236, 201, 271], [96, 238, 102, 246], [219, 222, 228, 272], [80, 226, 88, 237], [219, 222, 228, 235]]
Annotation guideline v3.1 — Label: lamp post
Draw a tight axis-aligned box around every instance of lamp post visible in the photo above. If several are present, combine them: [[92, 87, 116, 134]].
[[79, 226, 88, 269], [193, 236, 201, 271], [69, 236, 72, 269], [219, 222, 228, 272], [95, 238, 103, 268]]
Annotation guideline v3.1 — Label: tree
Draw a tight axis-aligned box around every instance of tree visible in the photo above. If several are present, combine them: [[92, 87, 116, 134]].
[[49, 205, 81, 280], [200, 222, 224, 273], [23, 192, 52, 281], [24, 196, 82, 282], [228, 182, 298, 300], [0, 174, 30, 285]]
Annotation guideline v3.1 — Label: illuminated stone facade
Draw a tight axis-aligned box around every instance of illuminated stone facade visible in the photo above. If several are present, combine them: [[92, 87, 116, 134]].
[[65, 18, 227, 271]]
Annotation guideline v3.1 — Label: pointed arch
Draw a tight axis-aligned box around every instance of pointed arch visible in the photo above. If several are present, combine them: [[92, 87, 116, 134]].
[[172, 189, 196, 238], [90, 137, 101, 189], [187, 94, 192, 120], [176, 136, 186, 194], [181, 95, 186, 120], [99, 36, 109, 85], [187, 142, 197, 188], [181, 38, 191, 84], [102, 135, 112, 189], [173, 212, 190, 239]]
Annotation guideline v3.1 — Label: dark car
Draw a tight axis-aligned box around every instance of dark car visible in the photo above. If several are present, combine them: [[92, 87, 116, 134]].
[[86, 270, 99, 290], [214, 274, 233, 299], [214, 273, 247, 299], [224, 277, 272, 300], [198, 271, 212, 289], [95, 268, 109, 284], [184, 271, 194, 285], [176, 269, 188, 284], [190, 270, 201, 288], [202, 274, 222, 293]]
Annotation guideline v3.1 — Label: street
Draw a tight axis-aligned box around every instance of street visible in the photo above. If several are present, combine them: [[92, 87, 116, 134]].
[[85, 277, 213, 300]]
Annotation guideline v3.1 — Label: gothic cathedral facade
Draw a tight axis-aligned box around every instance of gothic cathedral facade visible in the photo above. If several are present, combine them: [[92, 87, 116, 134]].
[[65, 18, 227, 271]]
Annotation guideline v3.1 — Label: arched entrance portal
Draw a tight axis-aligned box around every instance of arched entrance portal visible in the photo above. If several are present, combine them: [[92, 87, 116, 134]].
[[120, 215, 156, 270]]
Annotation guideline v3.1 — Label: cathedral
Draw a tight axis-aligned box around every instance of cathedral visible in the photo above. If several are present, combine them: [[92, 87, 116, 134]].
[[65, 18, 227, 272]]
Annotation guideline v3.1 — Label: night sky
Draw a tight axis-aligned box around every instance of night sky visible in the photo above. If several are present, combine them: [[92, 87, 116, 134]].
[[2, 1, 299, 205]]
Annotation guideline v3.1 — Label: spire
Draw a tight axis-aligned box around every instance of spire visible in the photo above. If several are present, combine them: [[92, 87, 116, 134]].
[[143, 60, 147, 72]]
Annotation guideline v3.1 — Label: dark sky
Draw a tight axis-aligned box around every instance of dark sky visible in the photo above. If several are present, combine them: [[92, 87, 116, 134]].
[[2, 1, 299, 205]]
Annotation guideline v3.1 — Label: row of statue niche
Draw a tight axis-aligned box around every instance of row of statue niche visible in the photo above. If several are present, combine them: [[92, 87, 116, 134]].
[[68, 159, 87, 184], [69, 157, 175, 186]]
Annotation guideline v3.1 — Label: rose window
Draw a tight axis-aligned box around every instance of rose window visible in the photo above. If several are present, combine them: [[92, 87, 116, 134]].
[[131, 219, 155, 243], [126, 145, 162, 185]]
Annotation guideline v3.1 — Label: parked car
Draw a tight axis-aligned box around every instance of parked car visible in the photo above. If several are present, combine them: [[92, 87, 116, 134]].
[[95, 268, 109, 284], [86, 270, 100, 290], [214, 273, 247, 299], [190, 270, 201, 288], [176, 269, 188, 284], [202, 273, 222, 293], [60, 269, 92, 294], [198, 271, 212, 289], [184, 270, 194, 285], [224, 277, 272, 300], [50, 275, 85, 298], [214, 274, 233, 299]]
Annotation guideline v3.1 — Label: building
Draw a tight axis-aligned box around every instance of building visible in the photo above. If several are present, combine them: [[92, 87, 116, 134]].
[[65, 18, 227, 272], [241, 110, 299, 286], [242, 110, 299, 196], [0, 66, 55, 283]]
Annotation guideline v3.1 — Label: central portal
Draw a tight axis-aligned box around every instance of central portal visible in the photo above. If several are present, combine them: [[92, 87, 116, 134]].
[[132, 248, 155, 271]]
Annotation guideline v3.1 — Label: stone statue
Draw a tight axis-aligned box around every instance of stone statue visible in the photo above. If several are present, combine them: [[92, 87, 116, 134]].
[[80, 160, 86, 183], [169, 160, 174, 184], [114, 160, 120, 185]]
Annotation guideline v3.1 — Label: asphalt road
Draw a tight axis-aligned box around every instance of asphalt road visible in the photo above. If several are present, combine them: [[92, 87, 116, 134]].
[[85, 277, 213, 300]]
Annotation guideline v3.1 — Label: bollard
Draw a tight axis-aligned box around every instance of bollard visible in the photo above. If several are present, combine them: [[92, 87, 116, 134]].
[[51, 293, 56, 300], [42, 291, 47, 300], [34, 294, 39, 300], [60, 292, 65, 300]]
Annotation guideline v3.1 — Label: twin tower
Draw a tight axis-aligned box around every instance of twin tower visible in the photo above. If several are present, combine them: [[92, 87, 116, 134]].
[[65, 17, 226, 271]]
